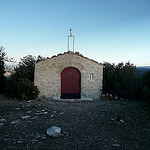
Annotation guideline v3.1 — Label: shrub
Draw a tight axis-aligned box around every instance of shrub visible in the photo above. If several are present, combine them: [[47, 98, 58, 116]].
[[141, 87, 150, 102], [6, 78, 39, 100], [0, 75, 6, 93], [0, 47, 6, 93], [5, 55, 40, 100], [103, 61, 142, 100], [17, 55, 36, 82]]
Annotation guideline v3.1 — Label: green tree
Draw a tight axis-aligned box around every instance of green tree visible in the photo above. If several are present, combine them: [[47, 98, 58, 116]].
[[143, 71, 150, 89], [13, 55, 46, 81], [103, 62, 116, 95], [37, 55, 46, 62], [142, 71, 150, 102], [103, 61, 142, 99], [18, 55, 36, 81], [0, 47, 6, 93], [6, 55, 39, 100], [6, 78, 39, 100], [116, 62, 141, 99]]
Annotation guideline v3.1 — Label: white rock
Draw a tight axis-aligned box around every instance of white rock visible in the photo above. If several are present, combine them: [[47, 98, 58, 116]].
[[31, 139, 38, 143], [0, 123, 4, 126], [63, 131, 69, 134], [0, 118, 6, 123], [35, 112, 43, 115], [53, 96, 60, 100], [59, 112, 64, 115], [120, 119, 125, 123], [110, 118, 115, 121], [15, 108, 20, 110], [81, 97, 93, 101], [30, 116, 38, 120], [44, 95, 50, 99], [21, 115, 30, 119], [113, 143, 120, 147], [17, 141, 23, 143], [11, 120, 20, 124], [41, 136, 46, 139], [43, 112, 48, 114], [46, 126, 61, 137], [26, 111, 32, 114], [36, 133, 46, 139]]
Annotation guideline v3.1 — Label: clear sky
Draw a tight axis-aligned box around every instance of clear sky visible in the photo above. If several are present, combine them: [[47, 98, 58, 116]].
[[0, 0, 150, 66]]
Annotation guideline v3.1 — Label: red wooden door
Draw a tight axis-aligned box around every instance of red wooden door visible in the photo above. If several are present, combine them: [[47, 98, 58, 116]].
[[61, 67, 81, 99]]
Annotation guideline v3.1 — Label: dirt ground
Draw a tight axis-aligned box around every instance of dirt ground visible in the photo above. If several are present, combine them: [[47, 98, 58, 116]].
[[0, 95, 150, 150]]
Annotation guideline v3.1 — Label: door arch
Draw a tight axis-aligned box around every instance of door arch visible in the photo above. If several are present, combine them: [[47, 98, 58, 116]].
[[61, 67, 81, 99]]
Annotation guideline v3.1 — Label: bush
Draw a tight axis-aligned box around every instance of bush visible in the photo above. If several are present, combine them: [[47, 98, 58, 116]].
[[0, 47, 6, 93], [141, 87, 150, 101], [6, 78, 39, 100], [103, 61, 142, 99], [0, 75, 6, 93], [5, 55, 40, 100]]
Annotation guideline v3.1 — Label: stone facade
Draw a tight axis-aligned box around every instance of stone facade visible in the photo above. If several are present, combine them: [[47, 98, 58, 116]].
[[35, 51, 103, 100]]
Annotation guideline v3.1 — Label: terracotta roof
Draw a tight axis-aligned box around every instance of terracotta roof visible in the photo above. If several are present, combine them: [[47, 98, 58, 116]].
[[38, 51, 103, 66]]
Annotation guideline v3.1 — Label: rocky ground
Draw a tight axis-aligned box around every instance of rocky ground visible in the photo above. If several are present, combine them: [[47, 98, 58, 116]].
[[0, 95, 150, 150]]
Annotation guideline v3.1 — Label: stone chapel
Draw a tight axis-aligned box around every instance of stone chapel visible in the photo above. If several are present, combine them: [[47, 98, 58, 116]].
[[34, 29, 103, 100], [35, 51, 103, 100]]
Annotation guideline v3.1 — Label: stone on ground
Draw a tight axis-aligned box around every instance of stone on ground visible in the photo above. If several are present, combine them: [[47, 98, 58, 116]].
[[46, 126, 61, 137], [0, 123, 4, 126], [0, 118, 6, 123], [21, 115, 30, 119], [11, 120, 20, 125]]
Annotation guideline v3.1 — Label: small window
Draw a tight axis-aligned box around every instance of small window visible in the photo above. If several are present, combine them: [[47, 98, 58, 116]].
[[90, 73, 93, 81]]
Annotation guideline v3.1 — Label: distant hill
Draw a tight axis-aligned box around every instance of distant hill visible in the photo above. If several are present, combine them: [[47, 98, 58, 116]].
[[137, 66, 150, 74]]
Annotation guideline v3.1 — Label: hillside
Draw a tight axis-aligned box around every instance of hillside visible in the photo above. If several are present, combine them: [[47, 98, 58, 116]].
[[137, 66, 150, 74]]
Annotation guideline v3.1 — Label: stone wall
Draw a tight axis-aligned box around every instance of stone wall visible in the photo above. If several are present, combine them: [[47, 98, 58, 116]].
[[35, 52, 103, 100]]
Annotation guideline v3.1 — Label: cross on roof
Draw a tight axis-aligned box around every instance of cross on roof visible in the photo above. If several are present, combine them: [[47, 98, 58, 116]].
[[69, 28, 73, 36], [67, 28, 74, 52]]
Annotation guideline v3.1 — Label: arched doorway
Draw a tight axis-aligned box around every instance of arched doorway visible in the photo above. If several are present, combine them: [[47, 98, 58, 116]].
[[61, 67, 81, 99]]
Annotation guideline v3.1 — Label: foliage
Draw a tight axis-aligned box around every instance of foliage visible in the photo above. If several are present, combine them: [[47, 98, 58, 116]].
[[141, 87, 150, 101], [5, 55, 40, 100], [0, 47, 6, 93], [0, 46, 14, 93], [6, 78, 39, 100], [116, 62, 142, 99], [142, 71, 150, 89], [13, 55, 46, 81], [141, 71, 150, 102], [0, 47, 6, 74], [103, 62, 116, 95], [18, 55, 36, 81], [103, 61, 142, 100], [37, 55, 47, 62]]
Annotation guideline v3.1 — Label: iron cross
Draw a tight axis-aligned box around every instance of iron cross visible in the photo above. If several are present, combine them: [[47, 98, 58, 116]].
[[69, 28, 73, 36]]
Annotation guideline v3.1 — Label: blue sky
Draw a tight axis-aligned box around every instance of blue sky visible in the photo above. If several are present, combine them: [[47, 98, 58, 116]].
[[0, 0, 150, 66]]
